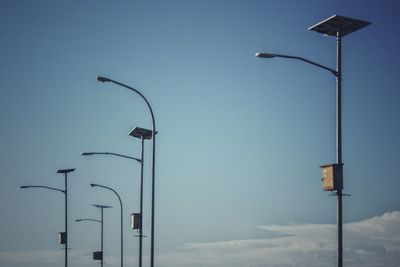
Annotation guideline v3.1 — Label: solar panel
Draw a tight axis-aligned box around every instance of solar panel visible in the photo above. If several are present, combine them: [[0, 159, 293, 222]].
[[309, 15, 370, 37], [92, 204, 113, 208], [129, 127, 156, 140]]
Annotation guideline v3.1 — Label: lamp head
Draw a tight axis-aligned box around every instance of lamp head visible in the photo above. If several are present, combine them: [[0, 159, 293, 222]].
[[255, 52, 276, 58], [97, 76, 111, 83], [81, 152, 93, 156], [75, 219, 82, 222], [20, 186, 29, 189], [90, 183, 98, 187]]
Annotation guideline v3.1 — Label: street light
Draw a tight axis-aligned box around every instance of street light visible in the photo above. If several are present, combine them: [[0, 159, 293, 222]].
[[76, 205, 113, 267], [90, 184, 124, 267], [255, 52, 337, 75], [76, 218, 101, 222], [82, 129, 154, 267], [256, 15, 370, 267], [75, 218, 102, 264], [97, 76, 157, 267], [129, 126, 156, 267], [20, 168, 75, 267], [75, 218, 101, 262], [93, 204, 112, 267], [82, 152, 141, 162]]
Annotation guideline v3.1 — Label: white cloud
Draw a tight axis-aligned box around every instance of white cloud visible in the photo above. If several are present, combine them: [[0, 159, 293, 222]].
[[0, 250, 63, 264], [158, 211, 400, 267], [0, 248, 138, 267], [2, 211, 400, 267], [0, 249, 93, 266]]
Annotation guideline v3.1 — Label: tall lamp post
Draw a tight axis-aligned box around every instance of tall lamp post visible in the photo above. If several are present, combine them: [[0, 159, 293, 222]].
[[129, 127, 155, 267], [97, 76, 157, 267], [20, 168, 75, 267], [90, 184, 124, 267], [256, 15, 370, 267]]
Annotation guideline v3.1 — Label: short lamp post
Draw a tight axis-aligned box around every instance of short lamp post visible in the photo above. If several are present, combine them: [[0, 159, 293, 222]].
[[90, 184, 124, 267], [20, 168, 75, 267], [256, 15, 370, 267], [76, 205, 113, 267], [75, 218, 102, 264]]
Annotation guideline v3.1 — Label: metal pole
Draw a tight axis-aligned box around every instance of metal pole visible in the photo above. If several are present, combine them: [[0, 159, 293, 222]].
[[99, 78, 157, 267], [64, 173, 68, 267], [336, 31, 343, 267], [101, 207, 104, 267], [139, 136, 145, 267], [151, 128, 156, 267], [120, 196, 123, 267]]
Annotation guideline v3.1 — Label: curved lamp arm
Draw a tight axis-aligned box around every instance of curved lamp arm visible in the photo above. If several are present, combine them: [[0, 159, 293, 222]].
[[91, 184, 121, 202], [97, 77, 156, 135], [20, 185, 65, 194], [97, 77, 155, 124], [75, 218, 101, 223], [82, 151, 141, 163], [255, 52, 338, 77]]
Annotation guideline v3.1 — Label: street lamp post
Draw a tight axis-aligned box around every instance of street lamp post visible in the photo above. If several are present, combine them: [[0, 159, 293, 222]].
[[90, 184, 124, 267], [75, 217, 102, 266], [94, 204, 112, 267], [82, 136, 152, 267], [57, 168, 75, 267], [256, 15, 370, 267], [75, 218, 103, 266], [75, 218, 102, 265], [97, 76, 157, 267], [77, 205, 113, 267], [20, 168, 75, 267], [129, 127, 155, 267]]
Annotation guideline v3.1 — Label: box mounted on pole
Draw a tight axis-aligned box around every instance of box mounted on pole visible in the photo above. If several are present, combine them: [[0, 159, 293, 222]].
[[320, 163, 343, 191], [131, 213, 142, 230], [58, 232, 66, 244], [93, 251, 103, 260]]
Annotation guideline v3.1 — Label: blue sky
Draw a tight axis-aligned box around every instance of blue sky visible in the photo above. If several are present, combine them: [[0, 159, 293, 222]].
[[1, 1, 400, 267]]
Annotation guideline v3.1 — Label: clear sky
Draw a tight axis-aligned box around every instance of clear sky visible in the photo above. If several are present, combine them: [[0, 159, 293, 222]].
[[1, 1, 399, 267]]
